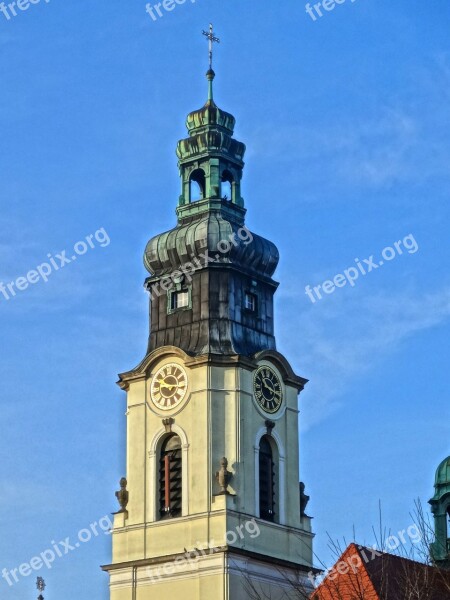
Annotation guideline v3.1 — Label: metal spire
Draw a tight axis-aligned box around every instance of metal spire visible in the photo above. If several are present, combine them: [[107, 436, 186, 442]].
[[202, 24, 220, 102], [202, 23, 220, 71]]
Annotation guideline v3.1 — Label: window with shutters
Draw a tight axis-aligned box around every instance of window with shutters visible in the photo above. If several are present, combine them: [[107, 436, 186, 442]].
[[259, 435, 275, 522], [159, 434, 182, 519]]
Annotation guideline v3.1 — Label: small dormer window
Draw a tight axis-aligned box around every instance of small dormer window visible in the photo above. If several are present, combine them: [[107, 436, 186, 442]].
[[171, 290, 189, 311], [245, 292, 257, 312]]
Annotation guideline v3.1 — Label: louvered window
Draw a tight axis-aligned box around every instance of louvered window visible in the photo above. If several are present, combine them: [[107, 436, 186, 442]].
[[259, 436, 275, 522], [159, 434, 182, 519]]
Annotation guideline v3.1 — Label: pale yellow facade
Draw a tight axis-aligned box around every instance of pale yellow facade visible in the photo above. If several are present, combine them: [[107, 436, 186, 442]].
[[103, 345, 314, 599]]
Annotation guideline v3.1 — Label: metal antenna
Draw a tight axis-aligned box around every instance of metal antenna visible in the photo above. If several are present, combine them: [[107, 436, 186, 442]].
[[202, 23, 220, 70]]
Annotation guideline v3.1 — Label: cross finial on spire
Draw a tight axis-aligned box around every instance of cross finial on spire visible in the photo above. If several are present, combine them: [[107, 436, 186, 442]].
[[202, 23, 220, 70]]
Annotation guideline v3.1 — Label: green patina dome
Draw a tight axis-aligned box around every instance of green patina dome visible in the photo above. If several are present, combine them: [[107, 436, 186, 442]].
[[430, 455, 450, 504], [185, 70, 235, 136], [435, 456, 450, 486], [144, 214, 279, 279], [177, 70, 245, 164], [429, 456, 450, 566], [145, 64, 278, 282]]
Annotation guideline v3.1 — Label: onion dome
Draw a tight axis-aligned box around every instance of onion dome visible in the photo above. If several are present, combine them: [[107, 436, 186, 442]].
[[144, 212, 279, 280], [185, 69, 236, 135], [177, 69, 245, 166], [429, 456, 450, 566], [434, 456, 450, 488]]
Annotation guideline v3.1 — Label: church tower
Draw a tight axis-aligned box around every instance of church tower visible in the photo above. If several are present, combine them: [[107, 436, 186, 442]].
[[102, 27, 314, 599], [430, 456, 450, 569]]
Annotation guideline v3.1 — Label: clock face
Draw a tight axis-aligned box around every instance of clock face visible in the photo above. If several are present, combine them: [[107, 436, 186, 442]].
[[150, 363, 188, 411], [253, 366, 283, 414]]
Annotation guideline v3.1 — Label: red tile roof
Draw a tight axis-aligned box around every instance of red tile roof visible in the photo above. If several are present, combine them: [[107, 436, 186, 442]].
[[311, 543, 450, 600]]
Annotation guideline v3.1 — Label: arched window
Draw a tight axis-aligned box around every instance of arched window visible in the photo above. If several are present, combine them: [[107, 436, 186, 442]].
[[259, 435, 275, 522], [221, 170, 233, 201], [159, 434, 182, 519], [189, 169, 205, 202]]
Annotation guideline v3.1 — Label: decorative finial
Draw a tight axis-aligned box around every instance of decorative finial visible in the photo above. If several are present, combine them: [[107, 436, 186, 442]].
[[215, 457, 234, 495], [202, 23, 220, 102], [202, 23, 220, 70], [115, 477, 129, 512], [300, 482, 310, 518], [36, 577, 45, 600]]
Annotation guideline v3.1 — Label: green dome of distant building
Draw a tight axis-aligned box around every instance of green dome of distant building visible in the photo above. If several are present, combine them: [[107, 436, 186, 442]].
[[434, 456, 450, 486], [429, 455, 450, 568]]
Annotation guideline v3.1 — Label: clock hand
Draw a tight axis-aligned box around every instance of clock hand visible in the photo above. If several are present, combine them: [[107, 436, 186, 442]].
[[157, 379, 177, 391], [263, 379, 275, 393]]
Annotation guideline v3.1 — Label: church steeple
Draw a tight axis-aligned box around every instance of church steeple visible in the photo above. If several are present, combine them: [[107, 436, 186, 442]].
[[143, 43, 279, 357], [103, 30, 314, 600]]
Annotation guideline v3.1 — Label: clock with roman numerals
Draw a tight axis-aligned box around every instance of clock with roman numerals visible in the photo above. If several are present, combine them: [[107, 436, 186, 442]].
[[150, 363, 188, 411], [253, 366, 283, 414]]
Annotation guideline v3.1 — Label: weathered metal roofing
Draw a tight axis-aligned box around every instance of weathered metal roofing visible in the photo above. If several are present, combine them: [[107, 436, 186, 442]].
[[144, 211, 279, 281]]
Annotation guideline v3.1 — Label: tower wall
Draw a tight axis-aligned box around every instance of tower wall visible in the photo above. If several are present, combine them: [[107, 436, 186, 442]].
[[148, 267, 277, 355]]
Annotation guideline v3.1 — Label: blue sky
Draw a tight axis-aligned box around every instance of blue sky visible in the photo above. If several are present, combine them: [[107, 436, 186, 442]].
[[1, 0, 449, 597]]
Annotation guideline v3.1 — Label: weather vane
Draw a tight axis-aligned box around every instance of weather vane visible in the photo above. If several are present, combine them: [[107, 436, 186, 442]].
[[202, 23, 220, 70]]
